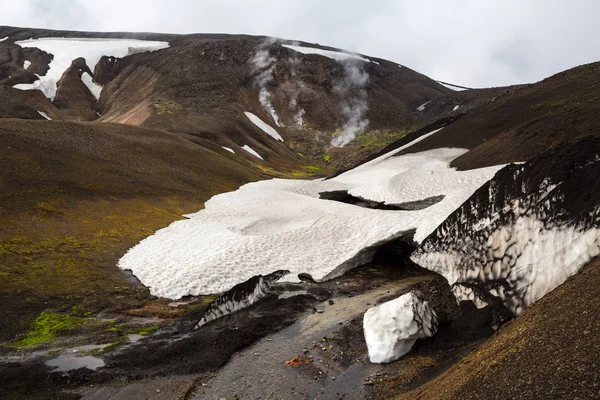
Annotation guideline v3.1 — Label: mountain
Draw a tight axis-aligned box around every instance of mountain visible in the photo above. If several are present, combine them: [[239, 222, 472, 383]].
[[0, 25, 598, 400]]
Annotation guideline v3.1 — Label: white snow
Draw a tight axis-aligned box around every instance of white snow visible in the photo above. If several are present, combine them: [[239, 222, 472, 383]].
[[242, 145, 264, 160], [282, 44, 370, 63], [363, 291, 438, 363], [453, 105, 460, 111], [244, 111, 284, 142], [439, 82, 468, 91], [23, 60, 31, 70], [416, 100, 431, 112], [37, 111, 51, 120], [0, 36, 8, 42], [221, 146, 235, 154], [13, 38, 169, 99], [118, 128, 504, 299]]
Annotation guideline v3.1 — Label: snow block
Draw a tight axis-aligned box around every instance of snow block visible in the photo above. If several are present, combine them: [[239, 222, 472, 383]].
[[363, 291, 438, 364], [193, 269, 289, 330]]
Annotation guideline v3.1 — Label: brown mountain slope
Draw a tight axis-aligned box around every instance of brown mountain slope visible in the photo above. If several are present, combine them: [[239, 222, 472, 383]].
[[402, 62, 600, 169], [0, 26, 454, 170], [395, 258, 600, 400], [0, 119, 264, 342]]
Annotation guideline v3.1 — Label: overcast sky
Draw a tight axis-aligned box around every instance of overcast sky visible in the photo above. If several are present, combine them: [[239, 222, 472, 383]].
[[2, 0, 598, 87]]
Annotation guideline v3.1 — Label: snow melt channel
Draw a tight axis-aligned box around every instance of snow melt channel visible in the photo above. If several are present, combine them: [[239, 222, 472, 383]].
[[14, 38, 169, 99]]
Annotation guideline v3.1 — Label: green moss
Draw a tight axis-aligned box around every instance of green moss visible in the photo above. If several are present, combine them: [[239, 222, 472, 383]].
[[530, 96, 582, 111], [355, 126, 417, 152], [153, 101, 181, 115], [11, 308, 87, 348], [301, 165, 322, 174], [102, 338, 127, 353], [323, 154, 332, 163], [104, 323, 160, 336]]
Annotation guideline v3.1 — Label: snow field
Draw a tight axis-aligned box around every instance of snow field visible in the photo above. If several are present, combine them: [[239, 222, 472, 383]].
[[14, 38, 169, 99], [118, 129, 503, 299]]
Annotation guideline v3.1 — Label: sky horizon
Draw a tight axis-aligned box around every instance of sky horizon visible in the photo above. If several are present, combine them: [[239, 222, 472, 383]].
[[1, 0, 599, 88]]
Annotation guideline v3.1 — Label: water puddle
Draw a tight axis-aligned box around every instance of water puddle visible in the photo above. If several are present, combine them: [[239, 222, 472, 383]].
[[46, 353, 105, 372]]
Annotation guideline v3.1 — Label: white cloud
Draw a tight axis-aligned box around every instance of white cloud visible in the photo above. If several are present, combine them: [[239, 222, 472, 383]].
[[1, 0, 598, 87]]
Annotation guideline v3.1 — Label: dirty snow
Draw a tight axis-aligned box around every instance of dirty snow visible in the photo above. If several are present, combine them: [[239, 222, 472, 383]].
[[282, 44, 370, 63], [119, 128, 503, 299], [242, 145, 264, 160], [244, 111, 284, 142], [13, 38, 169, 99], [416, 100, 431, 111], [37, 111, 51, 120], [364, 291, 438, 363], [415, 219, 600, 315], [222, 146, 235, 154]]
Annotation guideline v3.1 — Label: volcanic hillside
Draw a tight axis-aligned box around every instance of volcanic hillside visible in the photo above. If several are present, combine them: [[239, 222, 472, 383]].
[[0, 25, 599, 400]]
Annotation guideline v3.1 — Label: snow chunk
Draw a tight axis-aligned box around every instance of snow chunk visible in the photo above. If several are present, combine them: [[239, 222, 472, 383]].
[[416, 100, 431, 112], [37, 111, 51, 120], [363, 291, 438, 363], [244, 111, 284, 142], [282, 44, 370, 63], [23, 60, 31, 70], [14, 38, 169, 99], [194, 270, 288, 329], [453, 105, 460, 111], [222, 146, 235, 154], [242, 145, 263, 160], [118, 127, 502, 299]]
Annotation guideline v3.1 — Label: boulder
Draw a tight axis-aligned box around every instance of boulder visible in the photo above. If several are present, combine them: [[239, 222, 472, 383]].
[[363, 291, 438, 363]]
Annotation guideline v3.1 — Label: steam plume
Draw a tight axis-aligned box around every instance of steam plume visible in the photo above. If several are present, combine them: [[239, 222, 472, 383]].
[[331, 60, 370, 147], [250, 38, 281, 126]]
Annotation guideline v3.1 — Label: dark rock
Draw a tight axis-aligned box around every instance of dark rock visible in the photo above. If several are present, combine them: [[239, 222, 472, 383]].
[[53, 57, 98, 121]]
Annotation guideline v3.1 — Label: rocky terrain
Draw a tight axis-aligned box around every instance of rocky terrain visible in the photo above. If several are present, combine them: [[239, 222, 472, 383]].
[[0, 25, 598, 400]]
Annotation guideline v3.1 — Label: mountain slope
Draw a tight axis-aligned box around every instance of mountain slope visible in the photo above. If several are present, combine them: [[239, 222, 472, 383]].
[[0, 119, 264, 342]]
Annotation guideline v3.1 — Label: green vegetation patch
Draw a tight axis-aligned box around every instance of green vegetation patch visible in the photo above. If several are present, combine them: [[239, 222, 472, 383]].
[[12, 308, 87, 348], [356, 126, 417, 152], [153, 101, 181, 115]]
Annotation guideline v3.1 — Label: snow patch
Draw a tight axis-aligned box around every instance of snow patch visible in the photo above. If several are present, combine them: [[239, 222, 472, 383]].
[[14, 38, 169, 99], [118, 128, 502, 299], [23, 60, 31, 70], [453, 105, 460, 111], [242, 145, 263, 160], [37, 111, 51, 120], [363, 291, 438, 363], [0, 36, 8, 42], [416, 100, 431, 112], [221, 146, 235, 154], [282, 44, 370, 63], [244, 112, 284, 142]]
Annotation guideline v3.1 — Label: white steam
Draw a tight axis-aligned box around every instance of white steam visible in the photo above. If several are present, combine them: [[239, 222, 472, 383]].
[[250, 38, 281, 127], [287, 51, 306, 126], [331, 60, 370, 147]]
